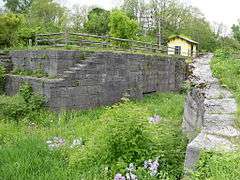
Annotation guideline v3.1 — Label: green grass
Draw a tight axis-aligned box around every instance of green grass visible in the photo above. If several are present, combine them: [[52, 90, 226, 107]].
[[0, 93, 187, 180], [192, 152, 240, 180], [4, 45, 185, 59]]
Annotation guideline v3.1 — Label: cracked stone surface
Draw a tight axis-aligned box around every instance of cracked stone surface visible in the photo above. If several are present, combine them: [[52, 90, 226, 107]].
[[183, 54, 240, 172]]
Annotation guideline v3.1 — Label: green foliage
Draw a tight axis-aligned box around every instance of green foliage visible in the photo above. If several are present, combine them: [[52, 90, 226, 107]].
[[232, 22, 240, 42], [19, 83, 33, 103], [0, 83, 44, 122], [16, 18, 42, 46], [3, 0, 33, 13], [0, 65, 6, 94], [121, 0, 140, 20], [192, 151, 240, 179], [68, 93, 187, 179], [0, 0, 225, 52], [70, 6, 89, 32], [217, 37, 240, 52], [0, 95, 27, 122], [0, 13, 22, 47], [84, 8, 110, 35], [179, 17, 217, 52], [28, 0, 67, 32], [0, 93, 187, 179], [109, 10, 139, 47], [214, 49, 233, 60], [211, 50, 240, 127], [13, 0, 67, 46], [12, 68, 48, 78]]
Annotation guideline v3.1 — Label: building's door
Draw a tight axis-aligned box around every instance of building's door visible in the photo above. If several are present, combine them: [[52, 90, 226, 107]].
[[175, 46, 181, 55], [191, 45, 194, 56]]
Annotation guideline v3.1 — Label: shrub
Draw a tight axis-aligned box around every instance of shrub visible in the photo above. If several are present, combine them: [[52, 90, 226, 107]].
[[214, 48, 233, 60], [0, 83, 44, 122], [109, 10, 139, 47], [19, 82, 45, 111], [0, 95, 27, 122], [19, 83, 33, 103], [84, 8, 110, 35], [0, 13, 22, 47]]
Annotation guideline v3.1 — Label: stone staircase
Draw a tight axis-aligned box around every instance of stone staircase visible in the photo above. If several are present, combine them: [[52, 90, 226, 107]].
[[183, 54, 240, 172], [60, 55, 100, 81]]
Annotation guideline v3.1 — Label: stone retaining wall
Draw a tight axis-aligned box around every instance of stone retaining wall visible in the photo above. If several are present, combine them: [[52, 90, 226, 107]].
[[6, 50, 187, 110], [10, 50, 94, 77]]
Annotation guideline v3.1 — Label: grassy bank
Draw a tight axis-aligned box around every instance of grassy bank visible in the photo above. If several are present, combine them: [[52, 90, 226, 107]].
[[210, 50, 240, 127], [0, 92, 187, 180]]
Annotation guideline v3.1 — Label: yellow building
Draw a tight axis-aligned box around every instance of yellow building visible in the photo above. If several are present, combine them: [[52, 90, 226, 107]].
[[167, 35, 199, 57]]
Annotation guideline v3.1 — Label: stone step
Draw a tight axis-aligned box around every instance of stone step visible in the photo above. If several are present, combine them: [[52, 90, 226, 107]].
[[62, 71, 75, 78], [183, 53, 240, 172], [204, 98, 237, 114], [184, 132, 237, 171], [203, 125, 240, 137], [75, 64, 87, 68], [204, 114, 235, 127], [69, 67, 82, 71], [205, 84, 234, 99]]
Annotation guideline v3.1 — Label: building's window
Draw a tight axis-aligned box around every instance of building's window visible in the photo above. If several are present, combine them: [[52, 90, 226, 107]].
[[175, 46, 181, 55]]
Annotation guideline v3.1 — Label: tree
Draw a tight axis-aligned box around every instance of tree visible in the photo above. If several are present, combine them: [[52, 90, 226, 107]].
[[109, 10, 139, 47], [0, 13, 22, 47], [70, 5, 89, 32], [179, 16, 217, 51], [15, 0, 67, 45], [26, 0, 67, 32], [121, 0, 145, 20], [232, 21, 240, 42], [84, 8, 110, 35], [3, 0, 33, 13]]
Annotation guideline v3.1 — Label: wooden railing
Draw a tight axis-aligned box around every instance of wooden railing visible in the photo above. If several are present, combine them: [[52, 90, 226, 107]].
[[35, 32, 175, 53]]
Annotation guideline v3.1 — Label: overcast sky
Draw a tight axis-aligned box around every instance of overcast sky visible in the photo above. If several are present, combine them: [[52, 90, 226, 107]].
[[1, 0, 239, 32], [189, 0, 240, 29], [61, 0, 240, 32]]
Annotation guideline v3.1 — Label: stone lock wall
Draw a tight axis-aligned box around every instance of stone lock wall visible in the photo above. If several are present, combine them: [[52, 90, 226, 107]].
[[5, 50, 187, 110], [10, 50, 94, 77]]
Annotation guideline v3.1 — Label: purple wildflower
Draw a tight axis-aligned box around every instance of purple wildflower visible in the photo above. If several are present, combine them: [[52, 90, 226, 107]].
[[114, 173, 126, 180], [148, 115, 161, 124], [143, 158, 160, 177], [46, 136, 65, 150]]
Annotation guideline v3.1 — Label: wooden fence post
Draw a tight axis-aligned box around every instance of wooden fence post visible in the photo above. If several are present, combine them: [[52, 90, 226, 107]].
[[35, 35, 38, 46], [64, 32, 68, 45]]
